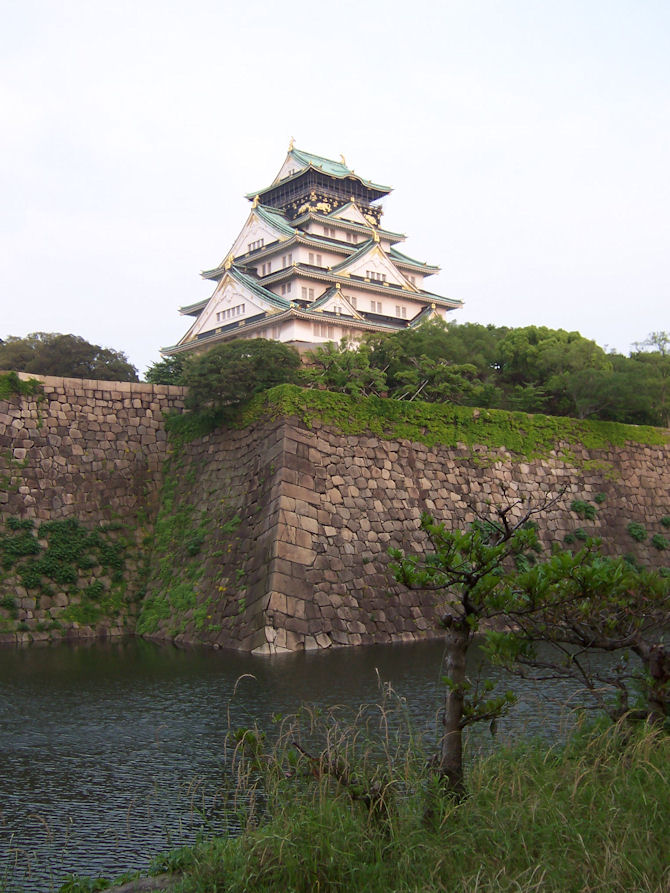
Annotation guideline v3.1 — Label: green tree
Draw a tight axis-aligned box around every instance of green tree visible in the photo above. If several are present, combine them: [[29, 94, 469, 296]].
[[489, 546, 669, 723], [302, 339, 386, 397], [0, 332, 138, 382], [183, 338, 301, 413], [389, 495, 557, 795], [145, 354, 187, 385], [390, 496, 669, 795], [367, 320, 505, 406]]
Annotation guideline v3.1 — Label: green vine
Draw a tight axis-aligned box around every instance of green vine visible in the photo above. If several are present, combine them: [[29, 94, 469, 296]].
[[236, 385, 669, 461], [0, 516, 132, 632], [0, 372, 43, 401]]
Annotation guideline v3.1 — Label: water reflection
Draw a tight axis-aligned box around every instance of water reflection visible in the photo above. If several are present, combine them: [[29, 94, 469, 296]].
[[0, 638, 609, 891]]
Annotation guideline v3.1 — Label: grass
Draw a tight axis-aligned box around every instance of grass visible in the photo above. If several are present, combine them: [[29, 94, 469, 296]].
[[141, 707, 669, 893]]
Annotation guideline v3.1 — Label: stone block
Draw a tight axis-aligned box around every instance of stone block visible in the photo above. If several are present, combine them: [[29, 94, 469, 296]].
[[275, 541, 317, 566]]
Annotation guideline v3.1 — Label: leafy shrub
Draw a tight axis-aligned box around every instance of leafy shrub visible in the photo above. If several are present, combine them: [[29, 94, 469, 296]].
[[570, 500, 597, 520], [0, 595, 18, 618], [594, 493, 607, 504], [627, 522, 647, 542], [650, 534, 668, 551], [661, 516, 670, 529]]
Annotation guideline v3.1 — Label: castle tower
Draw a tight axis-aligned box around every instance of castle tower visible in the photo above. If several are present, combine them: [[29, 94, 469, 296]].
[[164, 144, 462, 356]]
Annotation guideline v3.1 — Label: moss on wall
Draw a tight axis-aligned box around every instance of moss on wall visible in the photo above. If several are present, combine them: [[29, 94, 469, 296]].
[[237, 385, 669, 460], [0, 516, 138, 639]]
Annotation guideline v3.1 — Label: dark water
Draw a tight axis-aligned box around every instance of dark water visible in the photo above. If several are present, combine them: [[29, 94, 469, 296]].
[[0, 638, 603, 891]]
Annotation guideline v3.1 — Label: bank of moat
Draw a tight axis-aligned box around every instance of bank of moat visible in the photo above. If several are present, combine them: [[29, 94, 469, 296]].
[[1, 377, 668, 650]]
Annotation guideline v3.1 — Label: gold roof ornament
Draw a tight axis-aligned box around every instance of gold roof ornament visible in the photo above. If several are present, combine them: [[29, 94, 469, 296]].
[[335, 281, 341, 290], [252, 195, 260, 208], [431, 302, 436, 310], [224, 254, 234, 271], [340, 153, 347, 166], [372, 228, 380, 243], [288, 136, 295, 151]]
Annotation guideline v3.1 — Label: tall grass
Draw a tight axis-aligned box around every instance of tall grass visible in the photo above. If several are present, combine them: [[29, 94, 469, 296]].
[[151, 699, 669, 893]]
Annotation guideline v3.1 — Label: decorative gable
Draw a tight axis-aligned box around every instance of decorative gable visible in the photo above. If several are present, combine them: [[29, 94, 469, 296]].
[[310, 285, 362, 319], [272, 152, 307, 185], [229, 211, 289, 260], [330, 202, 375, 227], [190, 275, 282, 338], [336, 242, 415, 290]]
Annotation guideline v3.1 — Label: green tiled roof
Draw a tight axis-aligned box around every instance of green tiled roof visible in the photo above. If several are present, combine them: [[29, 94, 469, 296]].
[[309, 286, 338, 310], [179, 266, 290, 315], [247, 148, 391, 198], [408, 306, 440, 327], [289, 148, 391, 192], [179, 297, 209, 315], [389, 246, 439, 271], [229, 266, 291, 311], [330, 239, 375, 272], [256, 205, 296, 236]]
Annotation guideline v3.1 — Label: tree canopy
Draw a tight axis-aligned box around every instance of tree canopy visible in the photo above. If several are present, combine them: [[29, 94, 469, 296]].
[[301, 322, 670, 427], [183, 338, 302, 414], [0, 333, 139, 382]]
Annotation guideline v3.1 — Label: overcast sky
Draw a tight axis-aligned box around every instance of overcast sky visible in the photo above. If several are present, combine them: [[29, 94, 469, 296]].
[[2, 0, 668, 376]]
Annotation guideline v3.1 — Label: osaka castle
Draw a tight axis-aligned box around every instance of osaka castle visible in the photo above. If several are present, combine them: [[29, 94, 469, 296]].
[[165, 143, 462, 356]]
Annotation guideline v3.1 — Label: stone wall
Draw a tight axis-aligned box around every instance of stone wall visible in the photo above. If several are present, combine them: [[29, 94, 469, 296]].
[[1, 376, 668, 651], [141, 414, 670, 654], [0, 374, 186, 643]]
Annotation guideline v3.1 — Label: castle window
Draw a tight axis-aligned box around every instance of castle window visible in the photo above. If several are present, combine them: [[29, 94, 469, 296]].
[[248, 238, 264, 252], [370, 300, 382, 313], [216, 302, 245, 322], [313, 323, 336, 339], [350, 296, 357, 309], [395, 305, 407, 318], [366, 270, 386, 282]]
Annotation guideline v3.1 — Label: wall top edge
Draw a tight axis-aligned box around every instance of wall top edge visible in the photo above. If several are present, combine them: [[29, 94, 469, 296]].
[[12, 371, 187, 396]]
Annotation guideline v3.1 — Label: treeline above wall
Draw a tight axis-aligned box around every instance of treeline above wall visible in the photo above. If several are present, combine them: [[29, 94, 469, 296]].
[[148, 323, 670, 429]]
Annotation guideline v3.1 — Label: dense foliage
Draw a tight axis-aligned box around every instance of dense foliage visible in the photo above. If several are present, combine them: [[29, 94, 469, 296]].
[[304, 324, 670, 427], [0, 332, 139, 382], [183, 339, 302, 413], [144, 354, 187, 385]]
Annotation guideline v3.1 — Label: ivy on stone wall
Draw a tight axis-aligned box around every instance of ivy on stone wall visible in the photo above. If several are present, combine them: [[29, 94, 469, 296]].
[[0, 372, 43, 401], [0, 516, 131, 633], [237, 385, 669, 460], [136, 465, 212, 637]]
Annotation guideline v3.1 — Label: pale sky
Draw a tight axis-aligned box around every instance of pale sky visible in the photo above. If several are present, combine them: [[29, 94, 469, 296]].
[[2, 0, 668, 376]]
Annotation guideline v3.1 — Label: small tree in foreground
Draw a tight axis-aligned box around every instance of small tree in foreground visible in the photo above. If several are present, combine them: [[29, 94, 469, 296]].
[[390, 495, 669, 796], [487, 547, 669, 724]]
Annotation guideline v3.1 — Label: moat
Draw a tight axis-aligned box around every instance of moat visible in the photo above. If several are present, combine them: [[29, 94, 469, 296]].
[[0, 638, 615, 892]]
